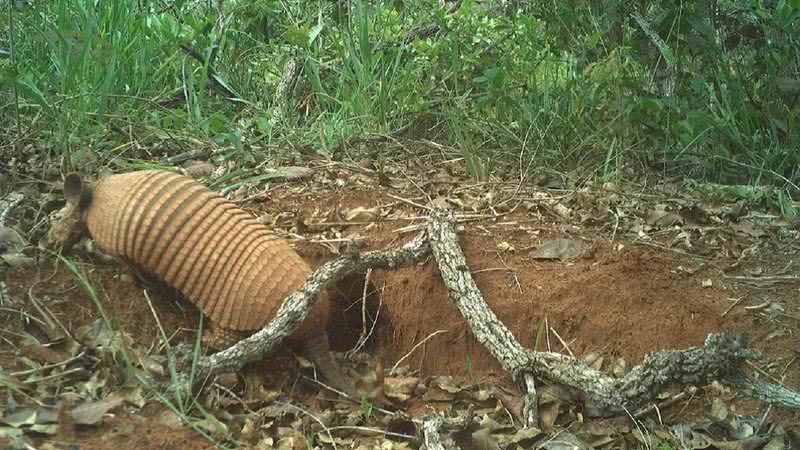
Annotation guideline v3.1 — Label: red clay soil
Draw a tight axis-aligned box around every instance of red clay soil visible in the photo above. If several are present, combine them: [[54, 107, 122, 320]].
[[1, 185, 746, 385], [4, 181, 797, 446], [370, 238, 732, 380], [3, 235, 734, 382], [44, 404, 220, 450]]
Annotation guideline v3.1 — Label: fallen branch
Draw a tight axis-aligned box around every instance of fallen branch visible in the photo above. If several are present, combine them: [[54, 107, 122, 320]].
[[425, 205, 799, 419], [188, 204, 799, 425], [421, 415, 448, 450], [728, 373, 800, 409], [194, 232, 430, 377]]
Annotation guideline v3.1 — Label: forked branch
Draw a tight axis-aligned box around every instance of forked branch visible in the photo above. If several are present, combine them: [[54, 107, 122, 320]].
[[195, 232, 431, 377], [192, 204, 799, 422]]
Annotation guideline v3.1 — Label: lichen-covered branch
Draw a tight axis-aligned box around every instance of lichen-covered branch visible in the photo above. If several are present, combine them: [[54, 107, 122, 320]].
[[193, 204, 799, 417], [728, 372, 800, 409], [195, 232, 430, 377], [424, 205, 794, 416], [425, 206, 531, 375]]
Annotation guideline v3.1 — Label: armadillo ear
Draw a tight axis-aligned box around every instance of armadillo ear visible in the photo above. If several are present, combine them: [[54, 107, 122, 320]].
[[63, 173, 83, 204]]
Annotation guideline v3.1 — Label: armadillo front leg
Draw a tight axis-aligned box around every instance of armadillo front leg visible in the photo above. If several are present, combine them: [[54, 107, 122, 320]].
[[122, 260, 164, 292], [203, 322, 248, 351], [204, 322, 358, 399], [303, 331, 358, 399]]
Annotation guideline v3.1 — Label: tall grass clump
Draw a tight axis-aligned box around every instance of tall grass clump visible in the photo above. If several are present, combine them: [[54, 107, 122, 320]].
[[2, 0, 797, 193], [58, 254, 235, 447], [7, 0, 223, 168]]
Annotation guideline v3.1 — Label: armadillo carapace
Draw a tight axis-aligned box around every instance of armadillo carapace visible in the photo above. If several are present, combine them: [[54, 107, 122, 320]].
[[47, 170, 357, 397]]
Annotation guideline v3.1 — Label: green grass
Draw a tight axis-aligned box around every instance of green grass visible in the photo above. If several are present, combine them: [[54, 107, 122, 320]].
[[58, 254, 237, 448], [2, 0, 798, 211]]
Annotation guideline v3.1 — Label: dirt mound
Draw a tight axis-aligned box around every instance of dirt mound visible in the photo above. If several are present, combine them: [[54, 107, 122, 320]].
[[4, 222, 735, 389], [374, 239, 729, 380], [3, 216, 734, 391]]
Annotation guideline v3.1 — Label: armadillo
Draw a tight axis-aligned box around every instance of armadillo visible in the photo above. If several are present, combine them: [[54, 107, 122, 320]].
[[47, 170, 358, 398]]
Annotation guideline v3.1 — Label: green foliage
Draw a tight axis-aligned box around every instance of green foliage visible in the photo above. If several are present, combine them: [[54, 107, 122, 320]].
[[360, 393, 374, 419], [305, 431, 317, 450], [465, 352, 475, 385], [58, 253, 235, 448], [3, 0, 798, 201]]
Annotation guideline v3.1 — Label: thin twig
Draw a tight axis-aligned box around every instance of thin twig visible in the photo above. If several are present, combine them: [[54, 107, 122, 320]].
[[390, 330, 449, 375], [325, 426, 414, 440], [27, 282, 71, 339], [721, 297, 744, 317], [23, 367, 87, 384], [387, 193, 432, 211], [12, 352, 86, 377], [278, 401, 337, 450], [549, 327, 575, 359], [746, 360, 785, 385]]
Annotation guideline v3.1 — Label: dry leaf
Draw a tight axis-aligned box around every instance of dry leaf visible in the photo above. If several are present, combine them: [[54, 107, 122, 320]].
[[344, 206, 380, 222], [0, 409, 37, 428], [491, 388, 524, 425], [731, 222, 768, 238], [183, 160, 215, 178], [763, 433, 787, 450], [679, 205, 711, 225], [612, 357, 626, 378], [384, 376, 419, 397], [29, 423, 59, 435], [534, 431, 594, 450], [118, 386, 145, 408], [648, 203, 684, 228], [0, 226, 26, 252], [68, 396, 124, 425], [537, 400, 561, 432], [710, 397, 728, 421], [583, 352, 604, 370], [18, 344, 69, 365], [255, 437, 275, 450], [276, 166, 314, 181], [496, 426, 543, 447], [423, 376, 462, 402], [708, 437, 769, 450], [496, 241, 514, 252], [552, 203, 572, 220], [1, 254, 34, 268], [529, 239, 587, 260], [0, 427, 24, 439], [472, 428, 502, 450]]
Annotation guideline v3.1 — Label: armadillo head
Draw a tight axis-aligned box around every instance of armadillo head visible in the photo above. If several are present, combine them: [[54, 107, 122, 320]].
[[46, 173, 92, 249]]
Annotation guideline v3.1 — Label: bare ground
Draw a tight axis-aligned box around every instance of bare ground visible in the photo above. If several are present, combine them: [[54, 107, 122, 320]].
[[1, 162, 799, 448]]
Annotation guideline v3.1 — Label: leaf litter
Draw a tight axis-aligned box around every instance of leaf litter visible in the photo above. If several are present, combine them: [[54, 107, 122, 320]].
[[1, 155, 798, 448]]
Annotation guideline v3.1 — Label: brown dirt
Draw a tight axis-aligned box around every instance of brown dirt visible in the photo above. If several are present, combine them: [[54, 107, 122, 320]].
[[373, 240, 732, 380], [35, 404, 220, 450], [264, 185, 743, 381], [3, 177, 799, 447]]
